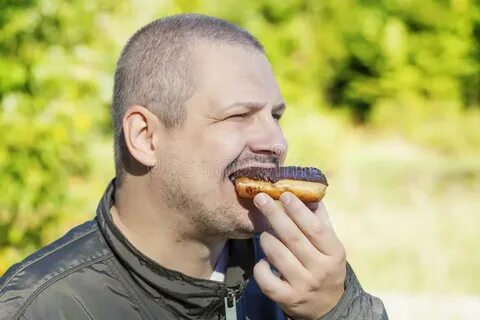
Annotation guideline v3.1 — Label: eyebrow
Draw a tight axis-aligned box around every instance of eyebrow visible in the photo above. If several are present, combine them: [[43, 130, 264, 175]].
[[227, 101, 286, 113]]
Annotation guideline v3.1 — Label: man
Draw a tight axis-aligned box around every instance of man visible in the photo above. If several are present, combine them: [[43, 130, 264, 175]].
[[0, 14, 387, 320]]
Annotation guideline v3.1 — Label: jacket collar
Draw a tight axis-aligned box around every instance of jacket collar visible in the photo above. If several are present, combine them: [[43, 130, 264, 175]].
[[96, 179, 255, 315]]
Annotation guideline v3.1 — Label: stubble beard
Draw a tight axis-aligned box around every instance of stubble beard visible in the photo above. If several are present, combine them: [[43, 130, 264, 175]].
[[149, 165, 255, 240]]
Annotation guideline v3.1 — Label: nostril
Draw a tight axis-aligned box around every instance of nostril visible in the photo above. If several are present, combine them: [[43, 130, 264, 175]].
[[272, 144, 286, 157]]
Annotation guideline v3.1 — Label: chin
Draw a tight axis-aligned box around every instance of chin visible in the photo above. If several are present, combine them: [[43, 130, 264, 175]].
[[227, 201, 271, 238], [221, 179, 271, 237]]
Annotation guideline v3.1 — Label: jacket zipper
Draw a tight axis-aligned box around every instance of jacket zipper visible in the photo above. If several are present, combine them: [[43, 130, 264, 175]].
[[224, 287, 238, 320], [203, 286, 242, 320]]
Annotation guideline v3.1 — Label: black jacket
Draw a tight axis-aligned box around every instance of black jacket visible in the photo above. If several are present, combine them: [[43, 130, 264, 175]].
[[0, 180, 388, 319]]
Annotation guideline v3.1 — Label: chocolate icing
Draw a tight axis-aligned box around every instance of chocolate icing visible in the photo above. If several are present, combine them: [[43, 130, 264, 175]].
[[229, 166, 328, 185]]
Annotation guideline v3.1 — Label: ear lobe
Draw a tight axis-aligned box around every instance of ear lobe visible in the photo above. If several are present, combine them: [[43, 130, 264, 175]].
[[122, 105, 159, 167]]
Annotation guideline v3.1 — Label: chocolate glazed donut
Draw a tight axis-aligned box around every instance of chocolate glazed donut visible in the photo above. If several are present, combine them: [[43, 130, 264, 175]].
[[229, 166, 328, 202]]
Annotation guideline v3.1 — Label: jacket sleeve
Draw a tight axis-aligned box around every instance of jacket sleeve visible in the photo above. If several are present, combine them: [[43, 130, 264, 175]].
[[318, 262, 388, 320]]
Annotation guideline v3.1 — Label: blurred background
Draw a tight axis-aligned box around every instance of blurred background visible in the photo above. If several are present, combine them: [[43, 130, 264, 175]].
[[1, 0, 479, 318]]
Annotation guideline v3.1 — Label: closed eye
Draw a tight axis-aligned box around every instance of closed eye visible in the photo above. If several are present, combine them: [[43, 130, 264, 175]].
[[225, 113, 249, 121]]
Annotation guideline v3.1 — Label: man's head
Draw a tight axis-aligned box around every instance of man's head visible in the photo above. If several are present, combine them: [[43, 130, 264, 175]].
[[112, 14, 288, 239]]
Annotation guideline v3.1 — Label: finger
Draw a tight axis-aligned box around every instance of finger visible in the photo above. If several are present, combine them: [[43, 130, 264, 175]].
[[259, 231, 309, 285], [314, 201, 334, 230], [253, 193, 320, 267], [253, 258, 293, 303], [279, 192, 343, 257]]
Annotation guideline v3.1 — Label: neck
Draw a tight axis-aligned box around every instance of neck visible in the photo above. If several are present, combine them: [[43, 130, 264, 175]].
[[111, 176, 226, 279]]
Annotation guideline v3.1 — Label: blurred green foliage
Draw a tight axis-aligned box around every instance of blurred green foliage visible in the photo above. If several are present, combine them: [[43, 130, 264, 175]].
[[1, 0, 479, 294], [0, 0, 118, 266]]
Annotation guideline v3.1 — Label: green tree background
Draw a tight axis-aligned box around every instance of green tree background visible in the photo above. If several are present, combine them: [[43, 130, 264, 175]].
[[1, 0, 479, 302]]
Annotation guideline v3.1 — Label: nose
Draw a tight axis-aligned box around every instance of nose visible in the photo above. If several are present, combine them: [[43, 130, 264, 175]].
[[246, 115, 288, 164]]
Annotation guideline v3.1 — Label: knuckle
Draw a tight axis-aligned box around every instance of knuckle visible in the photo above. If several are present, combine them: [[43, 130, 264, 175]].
[[308, 221, 326, 238], [267, 248, 281, 264], [283, 292, 301, 306], [284, 231, 303, 245], [311, 279, 325, 292], [306, 274, 324, 291], [289, 201, 304, 215]]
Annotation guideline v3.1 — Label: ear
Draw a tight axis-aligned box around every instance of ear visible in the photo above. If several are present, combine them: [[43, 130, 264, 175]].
[[122, 105, 161, 167]]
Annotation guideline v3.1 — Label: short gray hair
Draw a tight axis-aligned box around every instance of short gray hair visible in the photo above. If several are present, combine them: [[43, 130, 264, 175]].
[[112, 13, 264, 182]]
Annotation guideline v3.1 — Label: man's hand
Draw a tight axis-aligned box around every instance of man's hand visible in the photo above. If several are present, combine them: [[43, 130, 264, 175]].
[[252, 192, 347, 320]]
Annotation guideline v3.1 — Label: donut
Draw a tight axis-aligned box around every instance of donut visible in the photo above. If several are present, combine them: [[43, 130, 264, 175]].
[[229, 166, 328, 202]]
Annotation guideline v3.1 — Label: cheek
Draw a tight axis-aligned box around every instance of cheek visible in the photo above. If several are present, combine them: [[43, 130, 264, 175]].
[[203, 130, 246, 172]]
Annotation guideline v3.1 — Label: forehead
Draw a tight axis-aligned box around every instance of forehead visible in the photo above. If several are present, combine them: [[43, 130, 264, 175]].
[[190, 41, 283, 110]]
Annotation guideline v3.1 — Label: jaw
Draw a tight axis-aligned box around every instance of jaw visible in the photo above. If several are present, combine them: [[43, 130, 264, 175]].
[[198, 168, 273, 238]]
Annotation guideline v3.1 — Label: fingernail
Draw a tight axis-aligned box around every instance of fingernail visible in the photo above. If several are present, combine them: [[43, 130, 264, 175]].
[[254, 193, 268, 207], [280, 192, 291, 205]]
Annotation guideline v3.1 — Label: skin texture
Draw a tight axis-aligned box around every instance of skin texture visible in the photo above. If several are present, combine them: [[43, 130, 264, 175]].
[[111, 40, 346, 319]]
